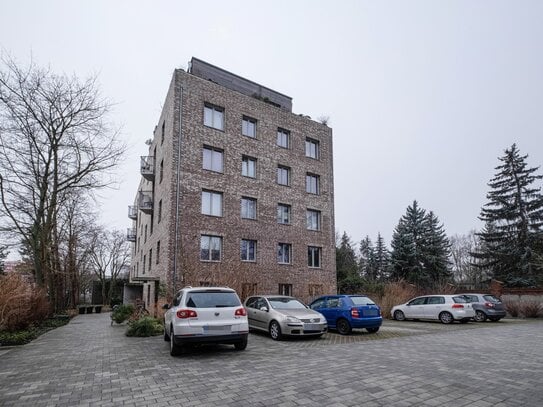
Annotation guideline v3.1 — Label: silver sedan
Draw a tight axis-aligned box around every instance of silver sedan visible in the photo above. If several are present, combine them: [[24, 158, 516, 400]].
[[244, 295, 327, 340]]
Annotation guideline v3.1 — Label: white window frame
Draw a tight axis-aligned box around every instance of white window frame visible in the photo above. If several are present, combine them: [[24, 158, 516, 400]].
[[201, 190, 223, 217], [277, 166, 290, 186], [308, 246, 321, 268], [277, 243, 292, 264], [277, 203, 291, 224], [242, 116, 257, 138], [306, 173, 320, 194], [242, 155, 257, 178], [204, 103, 224, 130], [277, 128, 290, 149], [306, 209, 321, 231], [241, 239, 257, 262], [203, 146, 224, 173], [200, 235, 222, 262], [305, 138, 319, 159], [241, 197, 257, 220]]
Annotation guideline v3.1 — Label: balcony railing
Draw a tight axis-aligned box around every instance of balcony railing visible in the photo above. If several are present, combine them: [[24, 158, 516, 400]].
[[128, 205, 138, 220], [138, 191, 153, 214], [126, 228, 136, 242], [140, 156, 154, 180]]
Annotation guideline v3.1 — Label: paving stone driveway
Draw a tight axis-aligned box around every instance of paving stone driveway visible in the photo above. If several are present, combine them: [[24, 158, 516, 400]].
[[1, 313, 542, 406]]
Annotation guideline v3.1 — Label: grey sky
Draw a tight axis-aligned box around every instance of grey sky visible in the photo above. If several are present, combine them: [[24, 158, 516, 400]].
[[1, 0, 542, 250]]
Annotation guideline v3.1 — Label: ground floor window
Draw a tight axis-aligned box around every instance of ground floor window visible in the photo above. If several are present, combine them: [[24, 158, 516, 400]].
[[278, 283, 292, 296]]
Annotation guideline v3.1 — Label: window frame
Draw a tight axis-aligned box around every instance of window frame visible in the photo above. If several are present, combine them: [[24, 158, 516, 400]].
[[277, 242, 292, 264], [240, 239, 257, 262], [202, 145, 224, 173], [200, 235, 222, 262], [201, 190, 223, 217], [306, 209, 321, 231], [242, 116, 257, 138], [277, 128, 290, 149], [305, 137, 320, 159], [203, 103, 225, 131], [241, 196, 257, 220], [277, 203, 291, 225], [277, 165, 291, 186], [308, 246, 321, 268], [306, 173, 320, 195], [241, 155, 257, 178]]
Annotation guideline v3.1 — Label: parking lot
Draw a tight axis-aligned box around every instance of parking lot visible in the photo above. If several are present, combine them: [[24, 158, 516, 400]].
[[1, 313, 542, 406]]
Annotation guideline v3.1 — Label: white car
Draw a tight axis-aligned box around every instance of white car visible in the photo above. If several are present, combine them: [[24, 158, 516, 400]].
[[163, 286, 249, 356], [391, 294, 475, 324]]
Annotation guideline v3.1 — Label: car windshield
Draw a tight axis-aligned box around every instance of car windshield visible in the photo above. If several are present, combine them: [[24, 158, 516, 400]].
[[350, 296, 375, 306], [185, 291, 240, 308], [452, 296, 469, 304], [268, 298, 306, 309]]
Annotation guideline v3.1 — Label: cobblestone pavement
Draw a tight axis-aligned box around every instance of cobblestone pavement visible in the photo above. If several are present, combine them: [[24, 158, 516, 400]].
[[1, 313, 542, 406]]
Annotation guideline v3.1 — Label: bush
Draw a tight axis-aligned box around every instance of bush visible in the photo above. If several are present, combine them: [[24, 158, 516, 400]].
[[125, 316, 163, 337], [504, 300, 521, 317], [519, 300, 542, 318], [379, 280, 418, 319], [0, 315, 71, 346], [110, 304, 134, 324], [0, 273, 50, 331]]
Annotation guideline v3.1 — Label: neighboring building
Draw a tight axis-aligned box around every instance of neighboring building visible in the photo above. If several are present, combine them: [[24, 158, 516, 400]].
[[126, 57, 336, 315]]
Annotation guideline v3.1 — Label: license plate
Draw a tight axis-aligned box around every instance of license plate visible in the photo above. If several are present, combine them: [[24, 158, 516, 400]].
[[203, 325, 231, 333]]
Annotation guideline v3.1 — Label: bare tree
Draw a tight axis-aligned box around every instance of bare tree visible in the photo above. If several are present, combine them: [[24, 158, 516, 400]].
[[88, 227, 131, 306], [450, 230, 490, 288], [0, 55, 126, 310]]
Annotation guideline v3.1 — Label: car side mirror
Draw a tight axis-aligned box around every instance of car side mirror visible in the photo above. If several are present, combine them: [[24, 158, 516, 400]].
[[162, 304, 170, 310], [259, 306, 269, 312]]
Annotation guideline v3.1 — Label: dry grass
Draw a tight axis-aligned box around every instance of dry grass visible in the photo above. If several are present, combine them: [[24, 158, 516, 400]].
[[519, 300, 542, 318], [0, 273, 50, 331], [378, 281, 418, 319]]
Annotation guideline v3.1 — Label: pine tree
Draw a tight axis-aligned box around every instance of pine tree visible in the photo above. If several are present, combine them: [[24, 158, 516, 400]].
[[374, 233, 391, 281], [477, 144, 543, 284], [390, 201, 451, 288], [359, 236, 376, 280]]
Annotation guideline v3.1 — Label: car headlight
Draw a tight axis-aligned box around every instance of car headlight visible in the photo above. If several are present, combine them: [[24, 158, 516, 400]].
[[285, 316, 301, 323]]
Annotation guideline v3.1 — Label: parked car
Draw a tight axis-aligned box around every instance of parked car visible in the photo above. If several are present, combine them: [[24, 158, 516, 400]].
[[391, 295, 475, 324], [459, 293, 506, 322], [309, 295, 382, 335], [244, 295, 327, 340], [163, 286, 249, 356]]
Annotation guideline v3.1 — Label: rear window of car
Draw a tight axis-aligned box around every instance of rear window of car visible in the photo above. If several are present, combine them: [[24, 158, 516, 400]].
[[185, 291, 241, 308], [483, 295, 501, 303], [350, 296, 375, 306], [452, 296, 469, 303]]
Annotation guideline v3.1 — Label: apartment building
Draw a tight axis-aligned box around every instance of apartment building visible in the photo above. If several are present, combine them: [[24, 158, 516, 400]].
[[127, 57, 336, 314]]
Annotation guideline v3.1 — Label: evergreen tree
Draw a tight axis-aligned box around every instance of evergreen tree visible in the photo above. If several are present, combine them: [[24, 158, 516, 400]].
[[390, 201, 451, 288], [374, 233, 391, 281], [336, 232, 362, 293], [477, 144, 543, 284], [359, 236, 376, 280]]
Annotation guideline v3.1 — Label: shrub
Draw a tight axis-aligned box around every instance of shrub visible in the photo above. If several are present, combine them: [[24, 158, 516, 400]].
[[110, 304, 134, 324], [504, 300, 521, 317], [379, 280, 418, 319], [520, 300, 542, 318], [0, 315, 71, 346], [0, 273, 50, 331], [125, 316, 163, 337]]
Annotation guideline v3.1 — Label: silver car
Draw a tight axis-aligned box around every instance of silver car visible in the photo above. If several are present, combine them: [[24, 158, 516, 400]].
[[244, 295, 327, 340], [391, 294, 475, 324]]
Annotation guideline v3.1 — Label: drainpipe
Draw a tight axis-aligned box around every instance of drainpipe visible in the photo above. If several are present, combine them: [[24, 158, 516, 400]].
[[173, 82, 183, 297]]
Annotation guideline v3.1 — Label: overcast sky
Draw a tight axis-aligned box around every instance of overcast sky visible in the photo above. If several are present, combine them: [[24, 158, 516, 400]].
[[1, 0, 542, 251]]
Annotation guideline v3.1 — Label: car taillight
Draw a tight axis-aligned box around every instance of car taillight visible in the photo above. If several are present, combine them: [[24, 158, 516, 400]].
[[351, 308, 360, 318], [484, 302, 495, 309], [235, 308, 247, 317], [176, 309, 198, 319], [452, 304, 464, 309]]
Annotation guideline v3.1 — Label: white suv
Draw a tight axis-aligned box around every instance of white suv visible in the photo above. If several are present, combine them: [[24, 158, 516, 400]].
[[163, 287, 249, 356]]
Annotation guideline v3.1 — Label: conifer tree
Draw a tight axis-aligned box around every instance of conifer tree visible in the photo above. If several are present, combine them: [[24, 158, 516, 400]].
[[359, 236, 376, 280], [374, 233, 391, 281], [336, 232, 362, 293], [477, 144, 543, 284]]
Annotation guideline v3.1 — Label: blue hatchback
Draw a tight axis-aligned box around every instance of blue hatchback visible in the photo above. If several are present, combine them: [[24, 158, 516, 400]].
[[309, 295, 382, 335]]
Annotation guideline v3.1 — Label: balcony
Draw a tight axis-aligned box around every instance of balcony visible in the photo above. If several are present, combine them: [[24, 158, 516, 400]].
[[128, 205, 138, 220], [126, 228, 136, 242], [138, 191, 153, 214], [140, 156, 154, 180]]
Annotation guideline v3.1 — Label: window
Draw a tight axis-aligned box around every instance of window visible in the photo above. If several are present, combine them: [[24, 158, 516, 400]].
[[156, 241, 160, 264], [277, 243, 292, 264], [201, 190, 223, 217], [306, 173, 320, 194], [308, 246, 321, 268], [148, 249, 152, 272], [143, 254, 146, 274], [241, 197, 257, 219], [200, 235, 222, 261], [144, 224, 147, 243], [204, 103, 224, 130], [277, 204, 291, 224], [277, 128, 290, 148], [277, 165, 290, 186], [159, 159, 164, 183], [241, 239, 257, 262], [203, 146, 224, 173], [305, 138, 319, 159], [306, 209, 321, 231], [242, 116, 257, 138], [278, 284, 292, 296], [158, 200, 162, 223], [161, 121, 165, 145], [241, 155, 256, 178]]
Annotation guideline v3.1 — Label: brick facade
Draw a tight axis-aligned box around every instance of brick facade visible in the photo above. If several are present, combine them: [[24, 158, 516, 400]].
[[128, 58, 336, 313]]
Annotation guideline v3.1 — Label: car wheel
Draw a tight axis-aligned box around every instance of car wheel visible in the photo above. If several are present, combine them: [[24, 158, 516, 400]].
[[169, 326, 183, 356], [234, 336, 248, 350], [474, 310, 487, 322], [164, 325, 170, 342], [269, 321, 282, 341], [336, 318, 352, 335], [439, 312, 454, 324], [366, 327, 379, 333], [394, 310, 406, 321]]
